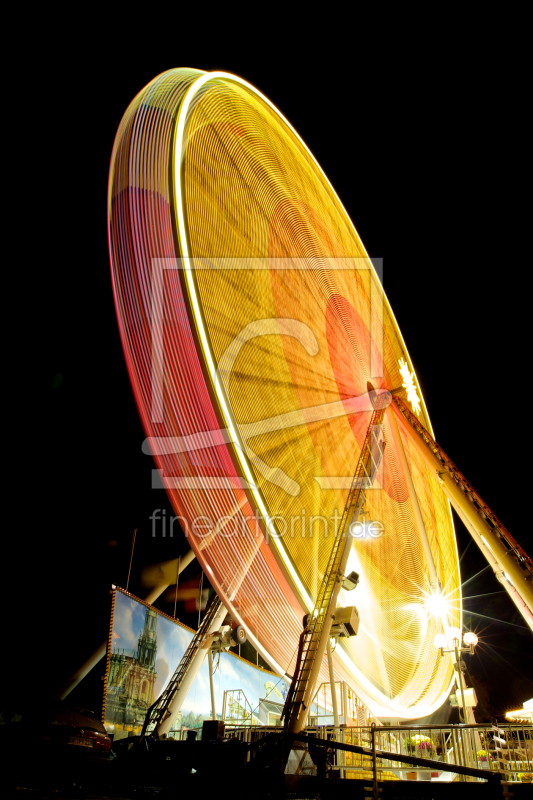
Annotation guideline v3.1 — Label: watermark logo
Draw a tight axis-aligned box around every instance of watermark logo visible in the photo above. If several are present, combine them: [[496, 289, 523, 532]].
[[145, 257, 390, 498], [349, 520, 384, 539], [149, 507, 385, 542]]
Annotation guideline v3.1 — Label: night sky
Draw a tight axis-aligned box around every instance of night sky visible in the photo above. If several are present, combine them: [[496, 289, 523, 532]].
[[13, 55, 530, 722]]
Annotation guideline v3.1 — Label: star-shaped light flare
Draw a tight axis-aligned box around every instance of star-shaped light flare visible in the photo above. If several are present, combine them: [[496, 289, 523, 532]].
[[399, 358, 421, 415]]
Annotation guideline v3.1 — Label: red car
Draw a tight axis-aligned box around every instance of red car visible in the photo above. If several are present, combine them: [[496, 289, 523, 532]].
[[42, 704, 112, 758]]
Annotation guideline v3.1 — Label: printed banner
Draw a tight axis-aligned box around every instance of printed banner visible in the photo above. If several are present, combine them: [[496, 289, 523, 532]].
[[103, 588, 290, 739]]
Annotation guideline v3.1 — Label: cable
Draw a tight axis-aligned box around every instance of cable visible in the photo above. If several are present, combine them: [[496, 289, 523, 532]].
[[198, 571, 204, 629], [125, 529, 137, 592], [173, 556, 181, 620]]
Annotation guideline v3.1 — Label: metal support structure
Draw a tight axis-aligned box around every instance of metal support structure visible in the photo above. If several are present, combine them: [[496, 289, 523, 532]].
[[152, 599, 227, 737], [298, 529, 354, 728], [282, 387, 388, 737], [389, 402, 477, 725], [326, 637, 346, 772], [208, 647, 217, 721], [454, 645, 468, 724], [371, 723, 379, 800], [493, 721, 514, 798], [326, 638, 339, 730], [285, 730, 503, 783], [53, 549, 197, 701], [392, 395, 533, 630], [225, 721, 530, 784], [438, 637, 478, 727]]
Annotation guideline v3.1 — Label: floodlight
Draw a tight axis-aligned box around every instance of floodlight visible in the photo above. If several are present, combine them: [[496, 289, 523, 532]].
[[463, 631, 478, 647], [342, 571, 360, 591]]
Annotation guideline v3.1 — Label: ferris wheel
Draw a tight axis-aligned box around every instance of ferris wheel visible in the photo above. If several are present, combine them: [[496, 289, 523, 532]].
[[108, 68, 464, 719]]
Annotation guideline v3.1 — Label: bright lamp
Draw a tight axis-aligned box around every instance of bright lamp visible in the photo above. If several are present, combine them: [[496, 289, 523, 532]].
[[434, 634, 447, 649], [447, 627, 462, 643], [463, 631, 478, 647], [424, 592, 449, 618]]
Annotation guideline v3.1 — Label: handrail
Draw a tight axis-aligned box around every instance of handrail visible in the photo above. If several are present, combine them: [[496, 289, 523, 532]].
[[288, 731, 500, 781], [225, 720, 532, 783]]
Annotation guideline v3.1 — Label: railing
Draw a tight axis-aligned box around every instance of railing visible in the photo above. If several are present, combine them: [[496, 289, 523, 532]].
[[223, 722, 532, 784], [222, 688, 259, 726], [337, 723, 532, 782], [311, 680, 381, 728]]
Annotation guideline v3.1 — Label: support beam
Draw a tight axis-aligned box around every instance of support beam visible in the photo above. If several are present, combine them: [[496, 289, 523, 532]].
[[393, 405, 533, 631], [326, 638, 339, 729], [208, 648, 217, 721], [290, 530, 356, 733], [53, 550, 196, 701], [390, 406, 482, 724], [285, 396, 388, 737], [156, 602, 227, 736], [327, 637, 346, 769]]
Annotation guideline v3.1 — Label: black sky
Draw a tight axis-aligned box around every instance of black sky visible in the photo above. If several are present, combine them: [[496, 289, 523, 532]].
[[12, 53, 530, 721]]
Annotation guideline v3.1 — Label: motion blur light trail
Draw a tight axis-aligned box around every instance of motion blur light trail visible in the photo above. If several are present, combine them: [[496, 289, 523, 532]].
[[108, 69, 461, 718]]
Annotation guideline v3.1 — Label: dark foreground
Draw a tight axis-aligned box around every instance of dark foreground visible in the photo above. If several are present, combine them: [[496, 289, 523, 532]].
[[2, 742, 531, 799]]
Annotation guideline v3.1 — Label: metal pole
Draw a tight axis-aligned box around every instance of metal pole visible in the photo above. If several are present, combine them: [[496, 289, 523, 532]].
[[455, 644, 468, 724], [126, 529, 137, 592], [457, 726, 467, 781], [371, 723, 379, 800], [198, 571, 204, 628], [207, 648, 217, 720], [327, 637, 342, 773], [173, 556, 181, 619], [327, 638, 339, 729]]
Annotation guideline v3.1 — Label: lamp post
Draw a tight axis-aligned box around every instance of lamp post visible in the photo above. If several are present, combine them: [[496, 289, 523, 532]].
[[434, 629, 478, 723]]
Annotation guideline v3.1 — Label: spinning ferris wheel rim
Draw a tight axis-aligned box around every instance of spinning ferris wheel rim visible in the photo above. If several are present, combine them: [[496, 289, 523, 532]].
[[172, 69, 458, 615], [108, 68, 462, 719], [173, 70, 435, 431], [172, 69, 438, 600]]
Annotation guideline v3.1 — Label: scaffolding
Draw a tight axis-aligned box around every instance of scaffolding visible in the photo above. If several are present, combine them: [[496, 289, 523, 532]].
[[222, 689, 261, 726]]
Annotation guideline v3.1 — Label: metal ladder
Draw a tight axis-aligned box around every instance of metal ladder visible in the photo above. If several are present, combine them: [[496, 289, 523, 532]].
[[282, 394, 387, 731], [141, 597, 223, 737]]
